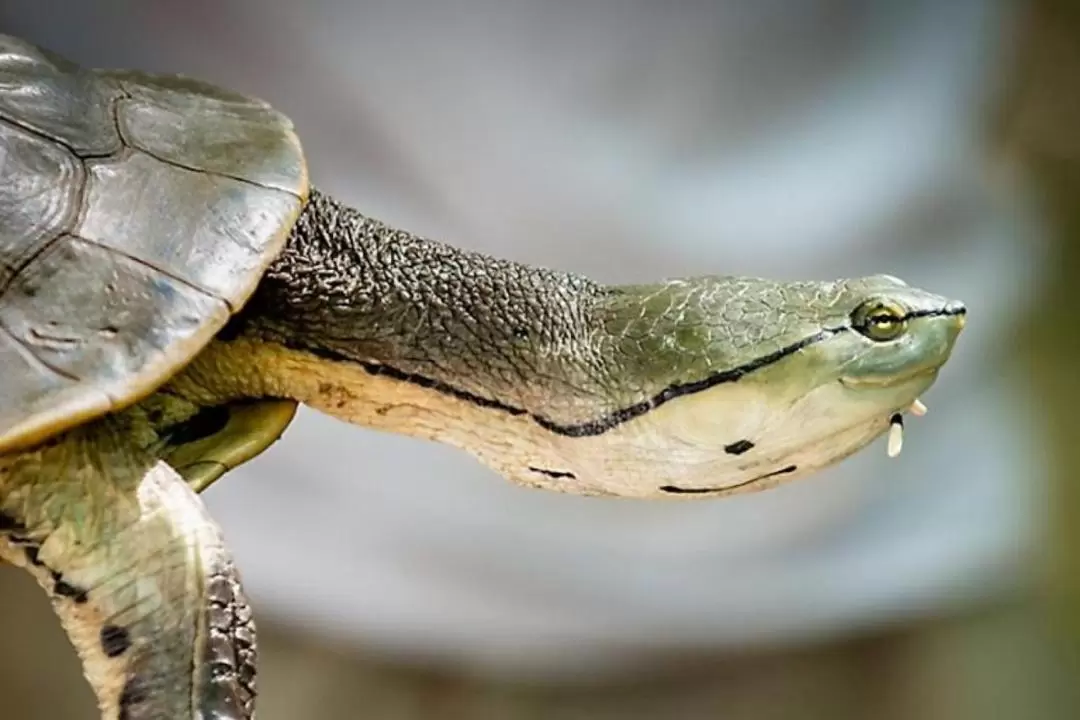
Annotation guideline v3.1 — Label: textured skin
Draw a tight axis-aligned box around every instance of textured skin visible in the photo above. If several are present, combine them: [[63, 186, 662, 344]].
[[0, 33, 308, 453], [234, 190, 614, 420], [0, 411, 257, 720]]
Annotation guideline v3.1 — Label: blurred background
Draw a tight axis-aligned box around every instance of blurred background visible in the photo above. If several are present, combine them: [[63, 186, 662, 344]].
[[1, 1, 1077, 718]]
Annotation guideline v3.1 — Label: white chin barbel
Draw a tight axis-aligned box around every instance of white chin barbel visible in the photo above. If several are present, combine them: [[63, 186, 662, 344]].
[[887, 398, 928, 458]]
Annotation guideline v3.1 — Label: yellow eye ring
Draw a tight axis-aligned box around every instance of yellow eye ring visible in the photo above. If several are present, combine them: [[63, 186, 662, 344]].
[[851, 300, 907, 342]]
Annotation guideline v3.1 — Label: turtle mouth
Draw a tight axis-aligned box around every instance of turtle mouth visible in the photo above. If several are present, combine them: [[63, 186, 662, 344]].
[[837, 367, 938, 390]]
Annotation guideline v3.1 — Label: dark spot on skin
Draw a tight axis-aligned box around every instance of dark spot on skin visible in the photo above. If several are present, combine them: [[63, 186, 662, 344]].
[[162, 405, 230, 447], [512, 327, 529, 340], [9, 543, 91, 602], [0, 511, 25, 532], [661, 465, 798, 495], [118, 676, 149, 720], [528, 466, 577, 480], [724, 439, 755, 456], [54, 579, 89, 604], [215, 313, 250, 342], [145, 407, 164, 425], [101, 624, 132, 657]]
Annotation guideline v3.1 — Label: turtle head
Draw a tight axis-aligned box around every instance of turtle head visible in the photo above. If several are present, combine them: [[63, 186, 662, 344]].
[[568, 273, 968, 497]]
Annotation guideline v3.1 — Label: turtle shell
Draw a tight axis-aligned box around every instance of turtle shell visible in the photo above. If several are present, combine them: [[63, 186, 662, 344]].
[[0, 34, 308, 453]]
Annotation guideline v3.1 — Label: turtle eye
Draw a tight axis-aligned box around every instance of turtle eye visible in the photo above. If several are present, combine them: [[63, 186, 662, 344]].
[[851, 300, 907, 341]]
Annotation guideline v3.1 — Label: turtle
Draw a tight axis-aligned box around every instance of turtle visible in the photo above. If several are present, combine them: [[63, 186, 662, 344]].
[[0, 33, 967, 720]]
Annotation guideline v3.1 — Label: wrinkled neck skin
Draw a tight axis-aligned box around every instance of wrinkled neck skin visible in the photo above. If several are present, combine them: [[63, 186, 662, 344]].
[[172, 188, 936, 498], [226, 188, 618, 420]]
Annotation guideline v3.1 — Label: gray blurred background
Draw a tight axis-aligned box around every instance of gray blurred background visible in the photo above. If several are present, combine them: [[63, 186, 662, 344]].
[[2, 1, 1078, 718]]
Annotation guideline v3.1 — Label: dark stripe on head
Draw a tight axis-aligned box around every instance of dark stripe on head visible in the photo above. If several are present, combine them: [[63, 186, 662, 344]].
[[280, 328, 844, 438]]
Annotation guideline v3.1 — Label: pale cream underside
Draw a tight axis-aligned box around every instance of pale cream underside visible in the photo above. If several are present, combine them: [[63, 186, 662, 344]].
[[174, 338, 895, 499]]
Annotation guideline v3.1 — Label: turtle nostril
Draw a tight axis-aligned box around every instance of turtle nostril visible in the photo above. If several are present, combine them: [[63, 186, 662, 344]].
[[944, 300, 968, 331], [945, 300, 967, 316]]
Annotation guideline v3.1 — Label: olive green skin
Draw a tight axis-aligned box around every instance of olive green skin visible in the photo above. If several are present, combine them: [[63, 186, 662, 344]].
[[0, 32, 966, 720]]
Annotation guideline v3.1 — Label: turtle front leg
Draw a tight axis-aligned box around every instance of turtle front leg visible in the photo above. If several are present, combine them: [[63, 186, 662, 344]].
[[0, 417, 256, 720]]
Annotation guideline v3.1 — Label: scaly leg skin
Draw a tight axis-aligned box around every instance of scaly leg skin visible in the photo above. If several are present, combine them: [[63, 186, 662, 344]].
[[0, 413, 256, 720]]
